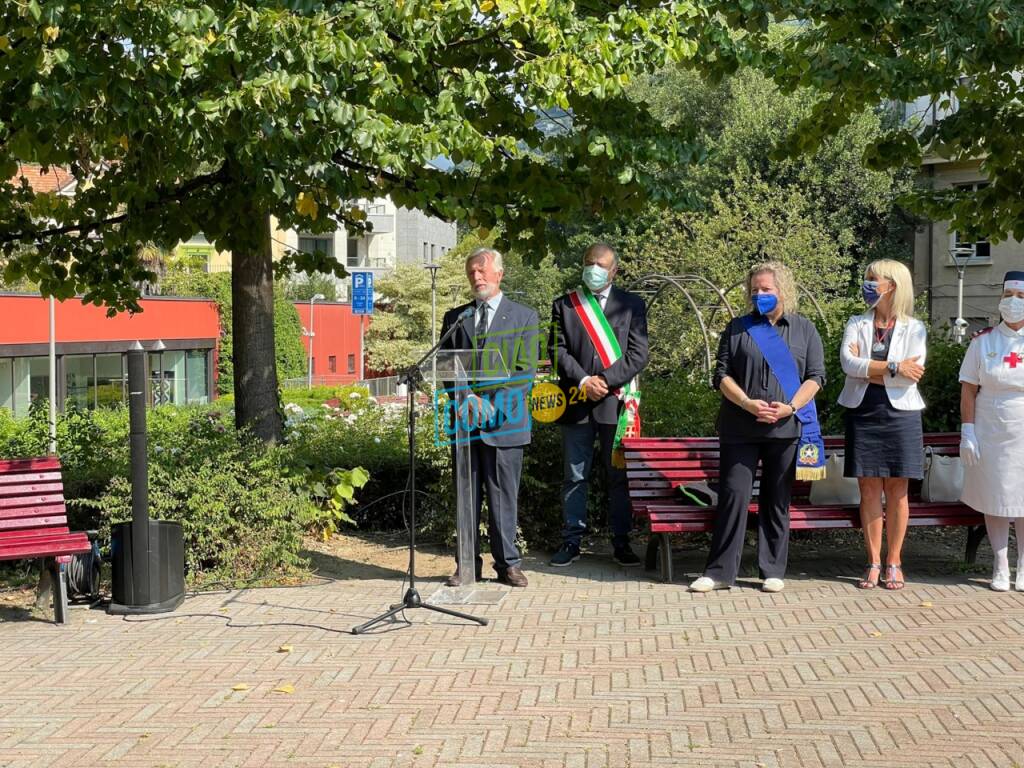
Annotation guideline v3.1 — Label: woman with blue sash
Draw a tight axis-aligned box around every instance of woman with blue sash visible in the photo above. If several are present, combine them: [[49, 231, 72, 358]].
[[690, 262, 826, 594]]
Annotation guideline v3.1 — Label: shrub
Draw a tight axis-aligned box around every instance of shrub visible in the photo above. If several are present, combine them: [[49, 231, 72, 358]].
[[0, 404, 314, 586]]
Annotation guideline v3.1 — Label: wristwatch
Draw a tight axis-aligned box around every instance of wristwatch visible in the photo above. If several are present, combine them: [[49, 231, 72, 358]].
[[887, 361, 898, 378], [788, 400, 799, 415]]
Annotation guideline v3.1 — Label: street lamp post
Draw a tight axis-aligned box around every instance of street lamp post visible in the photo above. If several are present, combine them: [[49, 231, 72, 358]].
[[48, 296, 56, 455], [950, 246, 975, 344], [307, 293, 325, 389], [424, 262, 441, 391]]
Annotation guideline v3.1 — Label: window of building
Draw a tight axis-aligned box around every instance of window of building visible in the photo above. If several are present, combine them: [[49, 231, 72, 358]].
[[186, 350, 209, 404], [423, 242, 429, 263], [348, 354, 356, 374], [311, 357, 315, 375], [95, 353, 126, 408], [164, 350, 186, 404], [950, 183, 992, 264], [0, 358, 12, 413], [298, 236, 334, 260], [0, 349, 210, 415], [430, 244, 436, 263], [347, 238, 360, 267], [64, 354, 95, 410], [12, 357, 49, 417], [328, 356, 337, 373]]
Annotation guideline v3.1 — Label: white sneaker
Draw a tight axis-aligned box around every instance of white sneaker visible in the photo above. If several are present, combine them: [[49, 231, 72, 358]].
[[689, 576, 728, 593], [762, 578, 785, 593], [992, 570, 1011, 592]]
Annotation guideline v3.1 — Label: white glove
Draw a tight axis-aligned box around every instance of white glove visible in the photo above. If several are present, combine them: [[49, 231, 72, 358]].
[[960, 423, 981, 467]]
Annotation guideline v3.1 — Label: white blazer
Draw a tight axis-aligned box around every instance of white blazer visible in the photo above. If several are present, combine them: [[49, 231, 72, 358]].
[[837, 312, 927, 411]]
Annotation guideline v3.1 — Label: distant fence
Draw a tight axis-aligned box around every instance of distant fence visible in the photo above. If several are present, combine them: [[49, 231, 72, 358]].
[[280, 375, 397, 397]]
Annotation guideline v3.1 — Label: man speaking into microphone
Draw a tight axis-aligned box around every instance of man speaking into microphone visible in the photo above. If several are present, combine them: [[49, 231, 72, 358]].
[[439, 247, 540, 588]]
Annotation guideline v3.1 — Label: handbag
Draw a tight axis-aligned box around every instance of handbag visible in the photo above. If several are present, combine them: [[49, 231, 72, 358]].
[[921, 447, 964, 502], [808, 454, 861, 505]]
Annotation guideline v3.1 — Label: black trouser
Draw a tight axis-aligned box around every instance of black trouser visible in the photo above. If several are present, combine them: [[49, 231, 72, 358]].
[[703, 438, 798, 584]]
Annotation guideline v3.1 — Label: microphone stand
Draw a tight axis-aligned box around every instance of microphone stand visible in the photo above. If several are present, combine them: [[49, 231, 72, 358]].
[[352, 309, 488, 634]]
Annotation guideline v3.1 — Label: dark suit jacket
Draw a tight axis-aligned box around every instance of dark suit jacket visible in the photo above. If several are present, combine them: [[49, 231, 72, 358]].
[[440, 295, 540, 447], [550, 285, 649, 425]]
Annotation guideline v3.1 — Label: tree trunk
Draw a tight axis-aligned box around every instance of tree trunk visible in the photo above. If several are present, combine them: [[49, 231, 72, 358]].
[[231, 208, 282, 443]]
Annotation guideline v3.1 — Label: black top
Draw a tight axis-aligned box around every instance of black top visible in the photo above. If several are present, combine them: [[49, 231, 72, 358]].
[[870, 323, 893, 362], [713, 312, 827, 442]]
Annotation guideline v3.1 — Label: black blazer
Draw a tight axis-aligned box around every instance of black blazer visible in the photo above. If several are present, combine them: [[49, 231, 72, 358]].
[[550, 286, 649, 425]]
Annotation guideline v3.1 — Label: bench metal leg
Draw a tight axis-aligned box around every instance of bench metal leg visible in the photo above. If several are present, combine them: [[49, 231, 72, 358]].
[[659, 533, 673, 584], [50, 559, 69, 626], [644, 536, 659, 571], [965, 524, 987, 565]]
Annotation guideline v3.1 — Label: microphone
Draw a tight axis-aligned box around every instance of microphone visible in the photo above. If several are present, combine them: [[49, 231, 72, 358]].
[[458, 305, 475, 322]]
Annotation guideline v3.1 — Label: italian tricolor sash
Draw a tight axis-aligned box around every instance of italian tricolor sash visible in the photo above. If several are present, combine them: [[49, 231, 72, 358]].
[[568, 286, 641, 466]]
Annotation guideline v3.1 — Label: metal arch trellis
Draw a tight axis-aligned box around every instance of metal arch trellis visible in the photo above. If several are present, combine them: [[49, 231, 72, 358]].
[[626, 273, 829, 378], [625, 273, 737, 376]]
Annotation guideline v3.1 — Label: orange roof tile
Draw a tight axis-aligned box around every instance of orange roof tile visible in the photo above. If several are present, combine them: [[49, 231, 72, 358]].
[[11, 163, 74, 194]]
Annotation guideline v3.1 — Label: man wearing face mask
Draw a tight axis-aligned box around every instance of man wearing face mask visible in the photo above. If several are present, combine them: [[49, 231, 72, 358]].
[[959, 270, 1024, 591], [549, 243, 649, 567]]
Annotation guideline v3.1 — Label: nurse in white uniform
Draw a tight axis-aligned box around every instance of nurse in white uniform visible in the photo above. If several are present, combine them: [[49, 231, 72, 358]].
[[959, 270, 1024, 591]]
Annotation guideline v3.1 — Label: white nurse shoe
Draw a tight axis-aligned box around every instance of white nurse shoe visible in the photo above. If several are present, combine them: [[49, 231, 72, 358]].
[[992, 569, 1011, 592]]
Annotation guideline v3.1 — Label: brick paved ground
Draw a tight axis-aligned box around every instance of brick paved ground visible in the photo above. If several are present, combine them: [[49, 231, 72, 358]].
[[2, 534, 1024, 768]]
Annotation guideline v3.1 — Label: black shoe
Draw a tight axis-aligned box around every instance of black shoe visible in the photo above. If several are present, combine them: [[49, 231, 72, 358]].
[[549, 543, 580, 567], [613, 546, 641, 567]]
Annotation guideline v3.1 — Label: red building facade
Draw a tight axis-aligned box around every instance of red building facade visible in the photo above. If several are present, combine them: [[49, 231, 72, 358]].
[[0, 294, 219, 415], [293, 301, 366, 385]]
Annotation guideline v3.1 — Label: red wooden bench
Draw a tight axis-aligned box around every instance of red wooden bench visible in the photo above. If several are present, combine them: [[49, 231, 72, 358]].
[[622, 434, 986, 583], [0, 457, 91, 623]]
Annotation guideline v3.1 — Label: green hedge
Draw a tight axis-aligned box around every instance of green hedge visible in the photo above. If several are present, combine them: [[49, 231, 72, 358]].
[[0, 403, 312, 586]]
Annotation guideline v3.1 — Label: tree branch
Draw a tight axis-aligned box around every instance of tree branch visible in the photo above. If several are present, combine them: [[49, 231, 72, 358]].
[[1, 165, 228, 245]]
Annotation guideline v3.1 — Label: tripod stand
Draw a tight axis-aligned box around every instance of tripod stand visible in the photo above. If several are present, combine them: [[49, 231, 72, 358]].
[[351, 313, 488, 634]]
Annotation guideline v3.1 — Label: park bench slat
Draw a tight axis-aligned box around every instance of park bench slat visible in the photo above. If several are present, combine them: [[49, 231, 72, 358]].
[[0, 534, 90, 561], [0, 457, 62, 473], [0, 492, 65, 510], [0, 471, 63, 487]]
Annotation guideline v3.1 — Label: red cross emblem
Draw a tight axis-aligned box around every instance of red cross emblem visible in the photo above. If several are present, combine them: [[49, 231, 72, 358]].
[[1005, 352, 1023, 369]]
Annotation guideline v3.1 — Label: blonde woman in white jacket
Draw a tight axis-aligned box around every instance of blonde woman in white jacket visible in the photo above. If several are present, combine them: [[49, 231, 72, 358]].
[[838, 259, 927, 590]]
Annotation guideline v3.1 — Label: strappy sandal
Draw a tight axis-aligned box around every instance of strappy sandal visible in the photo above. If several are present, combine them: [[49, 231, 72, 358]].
[[857, 563, 881, 589], [884, 564, 905, 590]]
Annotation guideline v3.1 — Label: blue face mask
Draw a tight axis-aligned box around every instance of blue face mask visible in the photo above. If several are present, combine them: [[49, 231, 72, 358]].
[[754, 293, 778, 315], [862, 280, 882, 307], [583, 265, 610, 293]]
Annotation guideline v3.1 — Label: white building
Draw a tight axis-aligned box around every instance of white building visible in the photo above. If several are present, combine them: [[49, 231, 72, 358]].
[[273, 197, 457, 300], [902, 94, 1024, 334]]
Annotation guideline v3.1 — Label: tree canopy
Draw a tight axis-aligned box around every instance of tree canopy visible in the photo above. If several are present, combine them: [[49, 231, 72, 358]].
[[0, 0, 729, 308], [716, 3, 1024, 242]]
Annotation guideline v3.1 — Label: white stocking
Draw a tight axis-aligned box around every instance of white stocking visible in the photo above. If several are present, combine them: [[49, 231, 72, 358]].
[[1015, 518, 1024, 572], [985, 515, 1011, 582]]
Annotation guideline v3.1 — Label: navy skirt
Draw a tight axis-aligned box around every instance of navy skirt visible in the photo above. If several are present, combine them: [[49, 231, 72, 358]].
[[844, 384, 924, 479]]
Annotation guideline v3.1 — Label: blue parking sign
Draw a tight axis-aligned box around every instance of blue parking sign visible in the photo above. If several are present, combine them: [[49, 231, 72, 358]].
[[352, 271, 374, 315]]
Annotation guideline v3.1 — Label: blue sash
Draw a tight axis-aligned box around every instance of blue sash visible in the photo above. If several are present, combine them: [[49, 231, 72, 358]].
[[740, 314, 827, 480]]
